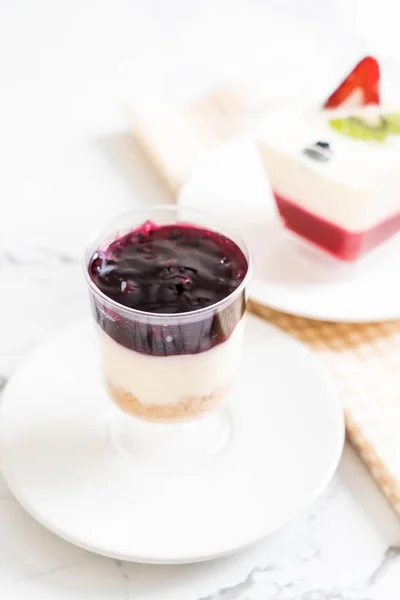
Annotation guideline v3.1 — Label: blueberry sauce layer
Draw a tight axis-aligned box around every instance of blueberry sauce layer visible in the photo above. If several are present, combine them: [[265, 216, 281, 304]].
[[88, 221, 248, 356]]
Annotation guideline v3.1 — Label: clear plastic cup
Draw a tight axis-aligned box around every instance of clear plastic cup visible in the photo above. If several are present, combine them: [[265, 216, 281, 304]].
[[83, 206, 251, 472]]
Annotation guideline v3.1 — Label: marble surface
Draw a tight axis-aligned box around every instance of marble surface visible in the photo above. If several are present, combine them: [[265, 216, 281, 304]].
[[1, 0, 400, 597]]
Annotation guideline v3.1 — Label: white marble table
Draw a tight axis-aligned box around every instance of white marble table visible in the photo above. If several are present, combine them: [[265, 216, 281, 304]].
[[1, 1, 400, 597]]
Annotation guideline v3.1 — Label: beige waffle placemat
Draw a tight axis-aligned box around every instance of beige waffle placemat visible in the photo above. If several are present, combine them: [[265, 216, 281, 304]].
[[128, 85, 256, 196], [250, 302, 400, 514], [129, 87, 400, 515]]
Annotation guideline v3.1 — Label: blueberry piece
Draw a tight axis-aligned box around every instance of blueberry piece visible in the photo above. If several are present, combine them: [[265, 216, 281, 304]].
[[303, 140, 332, 163], [315, 140, 330, 150]]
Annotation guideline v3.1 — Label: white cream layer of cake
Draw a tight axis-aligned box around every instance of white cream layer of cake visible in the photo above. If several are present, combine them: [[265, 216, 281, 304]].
[[257, 104, 400, 231], [97, 321, 244, 406]]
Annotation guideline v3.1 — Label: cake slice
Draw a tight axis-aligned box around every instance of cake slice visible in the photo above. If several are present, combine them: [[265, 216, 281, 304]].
[[257, 57, 400, 261], [257, 103, 400, 261]]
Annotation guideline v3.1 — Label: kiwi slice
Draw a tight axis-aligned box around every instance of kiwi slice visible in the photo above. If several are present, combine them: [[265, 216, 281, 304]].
[[385, 114, 400, 134], [329, 112, 400, 142], [329, 115, 389, 142]]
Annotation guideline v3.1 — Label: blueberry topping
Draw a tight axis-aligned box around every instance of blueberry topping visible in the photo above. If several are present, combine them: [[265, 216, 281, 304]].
[[89, 222, 247, 314], [88, 221, 247, 356]]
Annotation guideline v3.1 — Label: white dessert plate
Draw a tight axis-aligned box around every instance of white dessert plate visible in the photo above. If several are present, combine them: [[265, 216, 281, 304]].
[[179, 135, 400, 322], [0, 315, 344, 564]]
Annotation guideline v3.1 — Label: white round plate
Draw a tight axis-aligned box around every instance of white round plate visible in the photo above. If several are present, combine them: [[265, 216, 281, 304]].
[[179, 135, 400, 322], [0, 315, 344, 564]]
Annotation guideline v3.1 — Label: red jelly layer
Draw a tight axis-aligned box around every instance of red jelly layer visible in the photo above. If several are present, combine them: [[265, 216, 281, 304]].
[[89, 221, 247, 356], [274, 193, 400, 261]]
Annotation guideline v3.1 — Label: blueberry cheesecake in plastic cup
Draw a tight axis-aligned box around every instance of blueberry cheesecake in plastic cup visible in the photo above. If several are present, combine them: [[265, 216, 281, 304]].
[[84, 206, 251, 469]]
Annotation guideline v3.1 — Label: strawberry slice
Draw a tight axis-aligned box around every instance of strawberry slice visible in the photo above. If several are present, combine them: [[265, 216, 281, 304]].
[[324, 56, 380, 109]]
